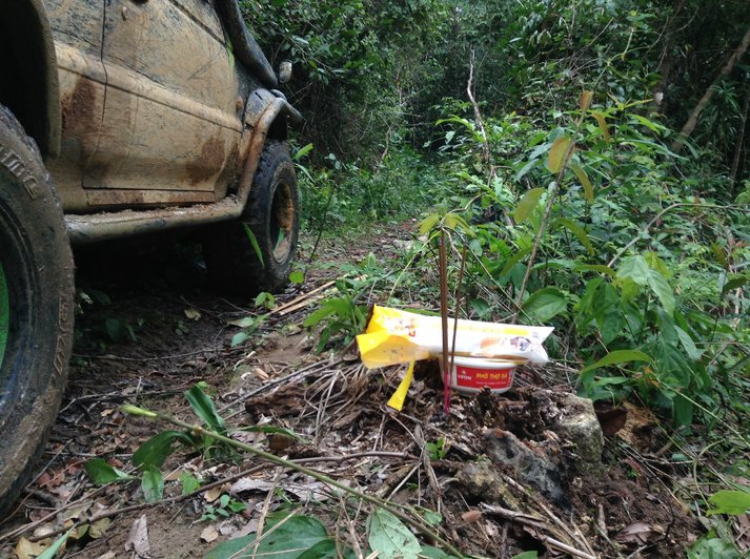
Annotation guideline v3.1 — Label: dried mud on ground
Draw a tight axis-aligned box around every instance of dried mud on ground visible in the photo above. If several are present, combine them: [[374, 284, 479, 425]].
[[0, 226, 702, 558]]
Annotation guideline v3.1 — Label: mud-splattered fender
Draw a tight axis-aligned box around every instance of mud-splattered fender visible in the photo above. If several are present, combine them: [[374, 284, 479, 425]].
[[237, 89, 301, 197], [0, 0, 60, 157]]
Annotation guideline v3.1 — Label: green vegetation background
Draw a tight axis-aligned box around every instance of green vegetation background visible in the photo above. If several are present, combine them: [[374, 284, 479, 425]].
[[239, 0, 750, 430]]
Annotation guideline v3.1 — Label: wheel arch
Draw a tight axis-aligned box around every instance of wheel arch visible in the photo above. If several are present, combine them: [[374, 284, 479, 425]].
[[0, 0, 61, 157], [238, 91, 301, 198]]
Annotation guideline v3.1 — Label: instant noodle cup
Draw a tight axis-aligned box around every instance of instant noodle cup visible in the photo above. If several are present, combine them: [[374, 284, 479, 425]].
[[442, 356, 516, 394]]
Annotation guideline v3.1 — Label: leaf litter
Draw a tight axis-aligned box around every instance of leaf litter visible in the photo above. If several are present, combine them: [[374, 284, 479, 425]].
[[0, 231, 704, 558]]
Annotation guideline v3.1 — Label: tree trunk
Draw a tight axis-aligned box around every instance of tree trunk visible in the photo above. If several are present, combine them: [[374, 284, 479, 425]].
[[671, 24, 750, 154], [730, 87, 750, 189]]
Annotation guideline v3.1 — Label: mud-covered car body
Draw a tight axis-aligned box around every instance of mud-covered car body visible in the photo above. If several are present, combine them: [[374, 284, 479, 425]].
[[2, 0, 299, 239], [0, 0, 300, 511]]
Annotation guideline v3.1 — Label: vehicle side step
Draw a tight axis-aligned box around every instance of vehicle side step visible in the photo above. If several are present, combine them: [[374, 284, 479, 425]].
[[65, 196, 244, 244]]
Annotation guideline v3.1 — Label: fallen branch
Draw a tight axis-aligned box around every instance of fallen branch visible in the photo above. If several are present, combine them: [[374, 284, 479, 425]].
[[122, 404, 464, 557], [219, 357, 342, 417], [269, 281, 336, 317], [481, 504, 597, 559]]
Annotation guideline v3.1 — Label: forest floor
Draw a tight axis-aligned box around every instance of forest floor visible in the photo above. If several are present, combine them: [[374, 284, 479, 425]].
[[0, 224, 711, 558]]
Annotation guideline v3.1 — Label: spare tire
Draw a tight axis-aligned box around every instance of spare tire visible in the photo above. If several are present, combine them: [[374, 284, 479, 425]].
[[203, 141, 299, 297], [0, 105, 74, 515]]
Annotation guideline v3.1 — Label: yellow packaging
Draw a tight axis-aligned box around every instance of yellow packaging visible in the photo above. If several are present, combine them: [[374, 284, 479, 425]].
[[357, 305, 553, 369]]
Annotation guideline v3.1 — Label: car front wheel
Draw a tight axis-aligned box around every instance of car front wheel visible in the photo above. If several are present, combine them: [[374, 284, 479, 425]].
[[0, 105, 75, 515], [203, 141, 299, 297]]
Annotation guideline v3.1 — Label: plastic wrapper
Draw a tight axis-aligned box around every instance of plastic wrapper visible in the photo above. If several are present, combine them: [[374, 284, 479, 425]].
[[357, 305, 553, 369]]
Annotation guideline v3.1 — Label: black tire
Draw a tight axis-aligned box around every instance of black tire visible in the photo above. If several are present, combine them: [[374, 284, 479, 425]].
[[204, 141, 299, 296], [0, 105, 74, 515]]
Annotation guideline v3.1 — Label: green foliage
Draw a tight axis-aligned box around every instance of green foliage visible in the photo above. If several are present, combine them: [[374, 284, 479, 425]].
[[83, 459, 135, 485], [421, 86, 750, 427], [200, 494, 246, 522], [204, 512, 338, 559], [303, 278, 368, 352], [36, 530, 74, 559], [89, 385, 239, 502], [426, 438, 448, 461], [367, 509, 422, 559], [707, 490, 750, 516]]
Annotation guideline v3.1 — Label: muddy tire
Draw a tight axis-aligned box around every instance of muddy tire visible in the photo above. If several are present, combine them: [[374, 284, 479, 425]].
[[0, 105, 74, 515], [204, 141, 299, 296]]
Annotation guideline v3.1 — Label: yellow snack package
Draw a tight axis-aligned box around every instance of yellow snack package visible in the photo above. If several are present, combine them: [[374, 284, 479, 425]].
[[357, 305, 553, 369]]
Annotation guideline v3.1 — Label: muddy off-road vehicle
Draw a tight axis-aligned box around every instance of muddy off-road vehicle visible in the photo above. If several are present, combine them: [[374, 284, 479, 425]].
[[0, 0, 301, 509]]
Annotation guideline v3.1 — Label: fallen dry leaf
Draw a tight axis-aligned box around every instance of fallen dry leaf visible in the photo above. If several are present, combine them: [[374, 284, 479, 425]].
[[462, 510, 483, 523], [97, 552, 117, 559], [185, 308, 202, 321], [164, 469, 183, 482], [200, 525, 219, 543], [15, 537, 50, 559], [616, 521, 652, 543], [90, 517, 112, 539], [125, 513, 151, 558], [229, 477, 276, 495], [204, 484, 227, 503]]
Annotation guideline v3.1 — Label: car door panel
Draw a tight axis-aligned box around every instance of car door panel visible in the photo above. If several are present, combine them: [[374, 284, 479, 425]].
[[42, 0, 107, 211], [85, 0, 242, 200]]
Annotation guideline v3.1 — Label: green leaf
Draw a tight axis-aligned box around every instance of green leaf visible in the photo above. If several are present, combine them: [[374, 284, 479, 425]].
[[675, 326, 702, 361], [647, 270, 675, 316], [573, 264, 616, 278], [185, 385, 226, 435], [512, 553, 539, 559], [293, 143, 314, 160], [204, 514, 334, 559], [554, 218, 594, 255], [419, 213, 440, 236], [231, 331, 250, 347], [707, 490, 750, 516], [36, 529, 74, 559], [289, 270, 305, 284], [242, 223, 264, 269], [367, 509, 421, 559], [721, 274, 748, 298], [420, 546, 455, 558], [84, 458, 135, 485], [514, 188, 545, 224], [672, 394, 694, 427], [133, 431, 195, 470], [571, 164, 594, 202], [141, 466, 164, 502], [303, 305, 339, 328], [580, 350, 652, 374], [500, 246, 531, 277], [688, 537, 741, 559], [227, 316, 257, 329], [522, 287, 568, 322], [443, 212, 473, 235], [617, 256, 650, 286], [645, 251, 672, 279], [181, 472, 201, 495], [121, 404, 158, 418], [630, 114, 667, 134], [548, 136, 572, 173]]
